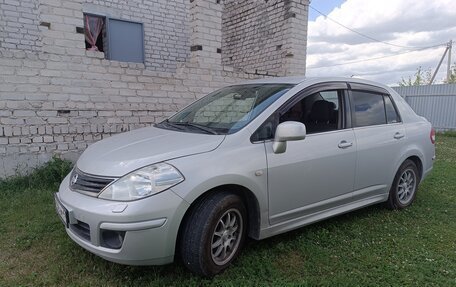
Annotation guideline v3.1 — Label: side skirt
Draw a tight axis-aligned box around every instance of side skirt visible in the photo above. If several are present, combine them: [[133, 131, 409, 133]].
[[258, 193, 388, 240]]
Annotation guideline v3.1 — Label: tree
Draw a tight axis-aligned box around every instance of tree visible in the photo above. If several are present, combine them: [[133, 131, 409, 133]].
[[398, 66, 432, 87], [443, 63, 456, 84]]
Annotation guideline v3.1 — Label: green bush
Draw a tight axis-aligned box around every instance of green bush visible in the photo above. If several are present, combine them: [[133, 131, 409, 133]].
[[0, 157, 73, 193]]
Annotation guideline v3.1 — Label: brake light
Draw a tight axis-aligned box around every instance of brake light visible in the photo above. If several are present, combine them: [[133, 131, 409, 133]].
[[430, 128, 436, 144]]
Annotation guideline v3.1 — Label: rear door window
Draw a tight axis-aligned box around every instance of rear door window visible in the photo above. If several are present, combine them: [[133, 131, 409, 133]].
[[350, 91, 386, 127], [384, 95, 400, 123]]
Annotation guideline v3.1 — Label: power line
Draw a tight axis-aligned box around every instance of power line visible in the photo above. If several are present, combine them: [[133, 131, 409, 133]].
[[307, 44, 446, 70], [309, 5, 445, 50]]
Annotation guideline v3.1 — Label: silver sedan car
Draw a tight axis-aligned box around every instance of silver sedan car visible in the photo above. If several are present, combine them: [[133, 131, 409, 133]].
[[55, 77, 435, 276]]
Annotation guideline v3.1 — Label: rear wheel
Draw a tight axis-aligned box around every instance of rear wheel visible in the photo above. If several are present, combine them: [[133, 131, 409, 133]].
[[180, 192, 247, 277], [387, 160, 420, 209]]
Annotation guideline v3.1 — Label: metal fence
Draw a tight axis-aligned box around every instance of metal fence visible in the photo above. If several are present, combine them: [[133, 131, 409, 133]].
[[392, 84, 456, 131]]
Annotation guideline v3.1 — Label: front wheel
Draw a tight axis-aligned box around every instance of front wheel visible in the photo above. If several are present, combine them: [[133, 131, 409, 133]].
[[387, 160, 420, 210], [180, 192, 247, 277]]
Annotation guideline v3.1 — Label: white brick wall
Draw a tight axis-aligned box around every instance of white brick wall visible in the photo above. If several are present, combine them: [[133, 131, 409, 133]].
[[0, 0, 309, 177], [0, 0, 41, 51], [222, 0, 309, 76]]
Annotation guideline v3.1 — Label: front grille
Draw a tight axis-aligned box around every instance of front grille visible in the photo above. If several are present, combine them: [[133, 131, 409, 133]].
[[70, 220, 91, 241], [70, 168, 116, 195]]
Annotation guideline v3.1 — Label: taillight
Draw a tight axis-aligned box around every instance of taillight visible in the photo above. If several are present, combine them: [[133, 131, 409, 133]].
[[430, 128, 436, 144]]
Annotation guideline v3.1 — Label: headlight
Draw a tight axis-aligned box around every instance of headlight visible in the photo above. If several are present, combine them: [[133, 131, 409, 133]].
[[98, 163, 184, 201]]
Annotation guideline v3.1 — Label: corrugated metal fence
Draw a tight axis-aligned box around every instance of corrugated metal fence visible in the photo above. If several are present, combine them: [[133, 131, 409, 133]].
[[392, 84, 456, 131]]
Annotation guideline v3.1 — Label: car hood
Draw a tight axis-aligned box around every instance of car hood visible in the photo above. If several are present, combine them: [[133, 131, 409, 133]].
[[76, 126, 225, 177]]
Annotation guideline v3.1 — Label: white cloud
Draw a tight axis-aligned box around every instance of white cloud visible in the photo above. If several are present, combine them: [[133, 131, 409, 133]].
[[306, 0, 456, 85]]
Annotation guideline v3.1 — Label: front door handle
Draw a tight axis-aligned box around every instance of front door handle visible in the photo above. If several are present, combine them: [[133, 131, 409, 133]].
[[338, 140, 353, 149], [394, 132, 405, 139]]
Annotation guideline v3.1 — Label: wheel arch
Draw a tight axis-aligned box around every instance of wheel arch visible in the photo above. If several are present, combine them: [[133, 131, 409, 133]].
[[175, 184, 261, 256], [393, 146, 425, 182], [387, 153, 422, 210], [406, 155, 423, 180]]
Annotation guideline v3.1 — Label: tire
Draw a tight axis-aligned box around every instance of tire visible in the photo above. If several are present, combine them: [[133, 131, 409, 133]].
[[386, 159, 420, 210], [180, 191, 247, 277]]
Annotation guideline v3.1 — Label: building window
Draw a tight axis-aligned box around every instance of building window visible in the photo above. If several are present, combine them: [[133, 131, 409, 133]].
[[83, 13, 144, 63], [84, 14, 105, 52], [107, 19, 144, 63]]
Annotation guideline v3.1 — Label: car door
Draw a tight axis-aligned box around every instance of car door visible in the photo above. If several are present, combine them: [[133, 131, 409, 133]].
[[348, 83, 406, 201], [261, 83, 357, 225]]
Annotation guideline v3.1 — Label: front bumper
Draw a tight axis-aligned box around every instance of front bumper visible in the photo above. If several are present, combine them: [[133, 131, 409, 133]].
[[56, 174, 189, 265]]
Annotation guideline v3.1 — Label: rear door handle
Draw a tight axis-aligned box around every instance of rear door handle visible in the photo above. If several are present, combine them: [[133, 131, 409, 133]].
[[338, 140, 353, 149], [394, 132, 405, 139]]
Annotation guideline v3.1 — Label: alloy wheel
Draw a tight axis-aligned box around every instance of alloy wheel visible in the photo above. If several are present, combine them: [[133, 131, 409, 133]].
[[210, 208, 243, 266], [397, 169, 417, 205]]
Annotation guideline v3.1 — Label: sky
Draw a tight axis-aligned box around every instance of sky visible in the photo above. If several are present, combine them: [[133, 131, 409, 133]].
[[306, 0, 456, 86]]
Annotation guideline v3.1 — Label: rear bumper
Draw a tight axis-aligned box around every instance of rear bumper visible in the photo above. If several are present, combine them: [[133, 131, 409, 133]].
[[422, 166, 433, 182], [421, 152, 435, 182], [56, 174, 189, 265]]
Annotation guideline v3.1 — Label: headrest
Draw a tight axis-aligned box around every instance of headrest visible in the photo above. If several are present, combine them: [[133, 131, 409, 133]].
[[309, 100, 335, 122]]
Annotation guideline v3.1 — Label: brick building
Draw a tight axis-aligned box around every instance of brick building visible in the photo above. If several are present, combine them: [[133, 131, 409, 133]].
[[0, 0, 309, 177]]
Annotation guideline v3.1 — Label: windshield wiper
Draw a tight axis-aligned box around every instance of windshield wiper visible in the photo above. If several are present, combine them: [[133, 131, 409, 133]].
[[160, 119, 186, 131], [171, 122, 219, 135]]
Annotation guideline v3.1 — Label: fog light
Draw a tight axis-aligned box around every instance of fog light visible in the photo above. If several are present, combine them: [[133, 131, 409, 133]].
[[100, 230, 125, 249]]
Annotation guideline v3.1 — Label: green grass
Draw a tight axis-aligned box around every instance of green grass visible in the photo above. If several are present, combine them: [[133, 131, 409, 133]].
[[1, 137, 455, 286]]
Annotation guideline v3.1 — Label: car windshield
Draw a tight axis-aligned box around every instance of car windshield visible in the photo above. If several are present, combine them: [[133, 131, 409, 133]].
[[157, 83, 294, 135]]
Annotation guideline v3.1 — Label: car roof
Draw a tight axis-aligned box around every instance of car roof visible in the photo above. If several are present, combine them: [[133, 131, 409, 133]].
[[240, 76, 307, 85], [238, 76, 391, 91]]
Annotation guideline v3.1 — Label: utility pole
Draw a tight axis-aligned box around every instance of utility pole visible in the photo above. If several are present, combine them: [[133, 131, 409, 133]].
[[430, 41, 451, 85], [447, 40, 452, 82]]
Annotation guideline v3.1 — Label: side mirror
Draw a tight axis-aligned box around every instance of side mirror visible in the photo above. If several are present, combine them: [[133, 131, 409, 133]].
[[272, 121, 306, 154]]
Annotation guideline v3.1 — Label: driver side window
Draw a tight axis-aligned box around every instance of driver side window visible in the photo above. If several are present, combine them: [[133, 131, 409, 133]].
[[279, 90, 343, 134], [251, 89, 345, 142]]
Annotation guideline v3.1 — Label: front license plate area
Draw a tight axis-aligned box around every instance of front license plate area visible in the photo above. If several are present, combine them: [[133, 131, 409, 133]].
[[54, 194, 69, 228]]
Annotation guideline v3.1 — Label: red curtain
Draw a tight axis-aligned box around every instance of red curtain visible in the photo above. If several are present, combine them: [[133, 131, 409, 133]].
[[85, 15, 103, 51]]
